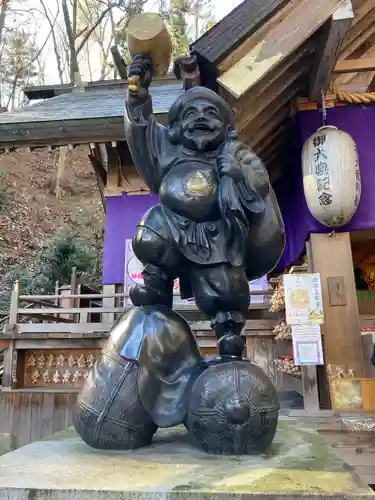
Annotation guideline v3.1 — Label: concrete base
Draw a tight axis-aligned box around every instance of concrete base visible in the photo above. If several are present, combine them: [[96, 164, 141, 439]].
[[0, 420, 373, 500]]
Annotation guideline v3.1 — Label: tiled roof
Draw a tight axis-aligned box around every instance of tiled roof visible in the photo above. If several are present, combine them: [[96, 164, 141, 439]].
[[0, 82, 182, 148], [0, 83, 182, 124]]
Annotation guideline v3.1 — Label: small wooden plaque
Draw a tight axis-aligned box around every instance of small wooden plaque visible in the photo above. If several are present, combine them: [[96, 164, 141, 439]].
[[21, 348, 101, 389], [327, 276, 347, 306]]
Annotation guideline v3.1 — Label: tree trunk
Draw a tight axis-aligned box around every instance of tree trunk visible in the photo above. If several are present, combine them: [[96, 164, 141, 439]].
[[87, 43, 93, 81], [109, 8, 118, 79], [40, 0, 65, 84], [0, 0, 8, 44], [195, 0, 199, 40], [62, 0, 80, 83], [7, 76, 18, 111], [55, 146, 69, 200], [0, 0, 9, 105]]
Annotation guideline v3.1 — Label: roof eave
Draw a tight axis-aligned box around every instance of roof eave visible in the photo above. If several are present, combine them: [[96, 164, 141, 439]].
[[0, 112, 169, 151]]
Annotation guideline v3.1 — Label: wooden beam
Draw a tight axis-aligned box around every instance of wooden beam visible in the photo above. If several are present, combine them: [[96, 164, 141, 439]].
[[223, 43, 314, 126], [350, 0, 375, 29], [269, 165, 284, 184], [367, 72, 375, 91], [110, 46, 127, 79], [340, 0, 375, 54], [0, 113, 169, 150], [339, 7, 375, 60], [296, 82, 373, 109], [238, 73, 304, 135], [334, 44, 375, 86], [217, 0, 298, 75], [240, 96, 295, 146], [246, 108, 290, 149], [307, 233, 366, 378], [217, 0, 344, 99], [334, 57, 375, 73], [191, 0, 291, 67], [219, 42, 313, 109], [88, 151, 106, 209], [23, 75, 177, 100], [255, 129, 288, 159], [308, 1, 353, 102]]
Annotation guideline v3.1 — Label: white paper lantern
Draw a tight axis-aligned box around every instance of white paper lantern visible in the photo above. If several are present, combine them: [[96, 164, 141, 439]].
[[302, 125, 361, 227]]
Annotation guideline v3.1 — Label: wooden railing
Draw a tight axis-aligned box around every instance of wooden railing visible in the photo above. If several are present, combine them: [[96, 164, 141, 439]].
[[2, 281, 276, 337]]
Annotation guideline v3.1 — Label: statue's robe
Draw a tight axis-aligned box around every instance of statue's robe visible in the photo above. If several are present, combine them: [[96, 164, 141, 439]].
[[124, 91, 285, 299]]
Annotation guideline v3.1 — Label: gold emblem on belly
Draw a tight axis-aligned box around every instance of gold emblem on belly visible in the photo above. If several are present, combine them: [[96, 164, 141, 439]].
[[186, 172, 212, 195]]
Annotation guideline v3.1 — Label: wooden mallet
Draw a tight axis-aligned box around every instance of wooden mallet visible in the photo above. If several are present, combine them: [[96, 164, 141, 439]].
[[127, 12, 172, 92]]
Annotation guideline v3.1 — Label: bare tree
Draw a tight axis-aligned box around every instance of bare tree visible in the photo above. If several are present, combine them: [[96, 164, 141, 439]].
[[61, 0, 80, 82], [61, 0, 123, 83], [79, 0, 113, 80], [39, 0, 64, 84], [0, 0, 10, 44], [59, 0, 149, 83], [0, 4, 56, 110]]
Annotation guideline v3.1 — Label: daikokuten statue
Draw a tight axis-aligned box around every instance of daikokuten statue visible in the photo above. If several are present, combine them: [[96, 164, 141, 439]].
[[124, 54, 285, 358], [74, 48, 285, 456]]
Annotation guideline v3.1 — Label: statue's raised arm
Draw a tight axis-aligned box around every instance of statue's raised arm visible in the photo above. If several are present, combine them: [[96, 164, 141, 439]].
[[124, 54, 168, 193]]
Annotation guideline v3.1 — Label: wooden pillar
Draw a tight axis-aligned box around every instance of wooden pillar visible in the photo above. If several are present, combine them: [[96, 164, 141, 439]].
[[102, 284, 116, 325], [307, 232, 365, 377]]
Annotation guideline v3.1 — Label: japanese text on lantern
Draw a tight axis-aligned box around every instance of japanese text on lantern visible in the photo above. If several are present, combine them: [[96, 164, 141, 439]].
[[355, 167, 360, 206], [313, 134, 332, 207]]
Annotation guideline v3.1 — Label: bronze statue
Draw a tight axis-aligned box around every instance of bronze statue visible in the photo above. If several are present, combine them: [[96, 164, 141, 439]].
[[124, 54, 285, 358], [74, 306, 279, 454], [73, 51, 285, 456]]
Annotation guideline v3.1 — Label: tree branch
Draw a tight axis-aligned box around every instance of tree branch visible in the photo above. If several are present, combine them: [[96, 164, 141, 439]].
[[76, 3, 119, 55], [39, 0, 65, 84], [14, 17, 56, 80], [62, 0, 80, 81]]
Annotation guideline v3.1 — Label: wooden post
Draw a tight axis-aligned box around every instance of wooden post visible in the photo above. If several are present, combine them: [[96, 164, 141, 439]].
[[308, 0, 353, 101], [301, 366, 320, 411], [102, 284, 116, 325], [3, 281, 20, 390], [307, 232, 365, 377], [289, 260, 320, 411], [173, 54, 201, 90], [70, 267, 79, 323], [9, 280, 20, 325], [53, 281, 59, 319], [2, 340, 16, 389]]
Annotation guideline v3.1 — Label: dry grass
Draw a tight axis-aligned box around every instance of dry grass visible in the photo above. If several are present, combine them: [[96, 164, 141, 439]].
[[0, 146, 104, 279]]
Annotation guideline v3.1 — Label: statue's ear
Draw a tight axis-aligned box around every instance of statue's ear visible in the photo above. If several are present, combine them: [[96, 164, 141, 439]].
[[168, 123, 180, 145], [227, 125, 238, 141]]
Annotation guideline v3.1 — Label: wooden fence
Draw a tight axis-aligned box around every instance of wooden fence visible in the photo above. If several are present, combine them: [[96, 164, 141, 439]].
[[5, 281, 273, 329], [0, 391, 76, 448]]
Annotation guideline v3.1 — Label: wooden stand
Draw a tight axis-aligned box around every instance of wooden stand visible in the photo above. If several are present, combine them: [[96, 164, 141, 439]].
[[307, 232, 365, 378]]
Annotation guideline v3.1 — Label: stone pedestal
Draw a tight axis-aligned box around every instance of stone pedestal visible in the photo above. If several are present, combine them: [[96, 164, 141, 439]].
[[0, 420, 373, 500]]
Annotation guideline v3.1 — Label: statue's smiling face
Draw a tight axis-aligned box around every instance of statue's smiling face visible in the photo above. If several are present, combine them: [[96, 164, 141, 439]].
[[179, 99, 226, 151]]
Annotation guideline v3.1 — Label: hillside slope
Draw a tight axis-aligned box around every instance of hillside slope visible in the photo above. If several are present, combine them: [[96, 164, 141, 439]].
[[0, 147, 105, 301]]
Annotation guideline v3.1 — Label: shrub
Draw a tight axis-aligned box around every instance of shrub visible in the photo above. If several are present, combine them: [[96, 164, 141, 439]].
[[0, 230, 102, 311]]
